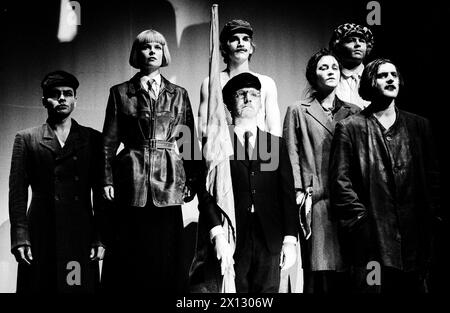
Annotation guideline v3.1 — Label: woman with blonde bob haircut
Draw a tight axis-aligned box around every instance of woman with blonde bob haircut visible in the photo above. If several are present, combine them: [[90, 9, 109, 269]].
[[100, 29, 200, 293], [129, 29, 171, 68]]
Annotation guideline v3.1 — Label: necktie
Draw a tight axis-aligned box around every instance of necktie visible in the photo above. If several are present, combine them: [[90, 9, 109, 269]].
[[244, 131, 253, 161], [147, 79, 157, 101]]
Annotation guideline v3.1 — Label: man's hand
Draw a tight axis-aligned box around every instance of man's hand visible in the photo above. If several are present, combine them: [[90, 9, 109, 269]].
[[103, 185, 114, 201], [183, 185, 195, 203], [13, 245, 33, 265], [279, 242, 296, 271], [213, 234, 234, 275], [296, 191, 305, 206], [90, 246, 106, 261]]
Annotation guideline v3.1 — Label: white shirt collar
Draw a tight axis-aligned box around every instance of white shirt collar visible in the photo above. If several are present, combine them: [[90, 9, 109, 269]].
[[140, 73, 162, 91], [234, 124, 257, 146]]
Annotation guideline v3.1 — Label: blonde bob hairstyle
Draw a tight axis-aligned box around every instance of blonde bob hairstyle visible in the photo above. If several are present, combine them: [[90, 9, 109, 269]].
[[129, 29, 171, 69]]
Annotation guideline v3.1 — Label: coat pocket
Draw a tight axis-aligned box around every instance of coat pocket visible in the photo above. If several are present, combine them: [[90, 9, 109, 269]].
[[150, 148, 186, 207]]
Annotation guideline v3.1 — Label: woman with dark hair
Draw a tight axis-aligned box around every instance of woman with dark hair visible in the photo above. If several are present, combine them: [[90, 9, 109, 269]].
[[100, 29, 199, 293], [283, 49, 360, 293]]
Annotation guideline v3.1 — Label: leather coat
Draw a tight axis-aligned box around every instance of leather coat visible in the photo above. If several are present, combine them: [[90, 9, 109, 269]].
[[329, 108, 440, 271], [102, 74, 199, 207]]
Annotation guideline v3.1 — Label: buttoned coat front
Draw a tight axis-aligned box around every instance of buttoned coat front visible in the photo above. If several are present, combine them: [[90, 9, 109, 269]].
[[283, 98, 360, 271], [9, 120, 103, 292], [190, 129, 298, 292], [329, 109, 441, 271]]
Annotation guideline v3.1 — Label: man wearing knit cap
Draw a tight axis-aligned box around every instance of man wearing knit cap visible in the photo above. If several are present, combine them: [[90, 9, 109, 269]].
[[9, 70, 105, 293], [198, 19, 282, 137], [191, 73, 298, 293], [330, 23, 375, 109]]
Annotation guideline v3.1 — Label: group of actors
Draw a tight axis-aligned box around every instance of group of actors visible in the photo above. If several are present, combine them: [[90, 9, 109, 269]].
[[8, 19, 440, 294]]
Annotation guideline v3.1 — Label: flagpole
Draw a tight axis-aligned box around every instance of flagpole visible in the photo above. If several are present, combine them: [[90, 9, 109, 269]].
[[205, 3, 237, 293]]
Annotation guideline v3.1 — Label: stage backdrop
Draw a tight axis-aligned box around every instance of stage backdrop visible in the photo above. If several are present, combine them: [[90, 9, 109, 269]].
[[0, 0, 447, 292]]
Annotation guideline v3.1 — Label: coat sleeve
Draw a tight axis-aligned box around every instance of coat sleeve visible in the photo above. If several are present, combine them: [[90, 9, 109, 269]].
[[278, 137, 300, 237], [282, 105, 305, 192], [102, 87, 121, 186], [178, 89, 202, 198], [90, 130, 106, 247], [329, 121, 367, 231], [9, 132, 31, 250]]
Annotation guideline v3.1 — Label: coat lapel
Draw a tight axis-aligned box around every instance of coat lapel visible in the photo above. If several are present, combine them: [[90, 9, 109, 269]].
[[305, 99, 334, 135], [39, 120, 88, 160], [254, 129, 271, 169], [126, 72, 145, 96], [39, 123, 60, 154], [159, 75, 176, 95], [126, 73, 152, 140], [58, 120, 88, 161], [333, 98, 357, 123], [127, 72, 149, 112], [230, 128, 251, 168]]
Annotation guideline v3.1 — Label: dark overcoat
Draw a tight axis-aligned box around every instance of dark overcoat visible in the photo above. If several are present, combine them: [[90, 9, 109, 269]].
[[329, 108, 440, 271], [9, 120, 103, 293]]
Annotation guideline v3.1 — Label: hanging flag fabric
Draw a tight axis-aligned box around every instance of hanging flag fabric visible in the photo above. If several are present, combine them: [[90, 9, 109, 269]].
[[203, 3, 237, 293], [57, 0, 79, 42]]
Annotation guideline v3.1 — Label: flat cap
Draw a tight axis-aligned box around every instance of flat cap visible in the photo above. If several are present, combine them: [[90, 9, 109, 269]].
[[41, 70, 79, 92], [222, 72, 261, 111], [219, 19, 253, 44]]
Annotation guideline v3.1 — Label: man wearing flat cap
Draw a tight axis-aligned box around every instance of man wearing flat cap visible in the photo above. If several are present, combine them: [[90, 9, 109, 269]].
[[191, 73, 298, 293], [198, 19, 282, 138], [9, 70, 105, 293], [330, 23, 375, 109]]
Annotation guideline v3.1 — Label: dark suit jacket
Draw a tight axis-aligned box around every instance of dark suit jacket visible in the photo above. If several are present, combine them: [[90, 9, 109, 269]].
[[190, 128, 298, 292], [204, 128, 298, 252], [283, 98, 360, 271]]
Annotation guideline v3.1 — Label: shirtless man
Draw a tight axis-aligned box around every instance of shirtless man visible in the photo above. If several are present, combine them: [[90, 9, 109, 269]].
[[198, 19, 282, 137]]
